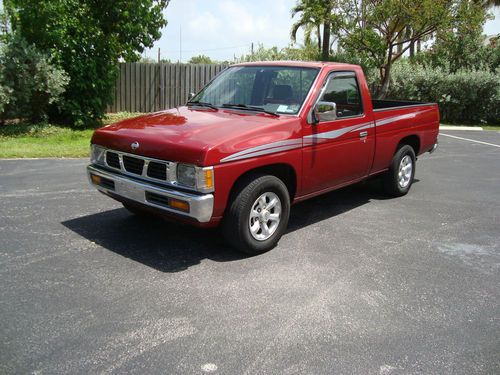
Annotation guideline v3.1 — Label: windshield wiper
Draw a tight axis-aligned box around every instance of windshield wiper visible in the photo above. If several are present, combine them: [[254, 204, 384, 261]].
[[222, 103, 279, 117], [187, 101, 218, 110]]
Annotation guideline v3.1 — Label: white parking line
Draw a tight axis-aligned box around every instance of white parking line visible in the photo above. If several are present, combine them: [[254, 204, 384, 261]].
[[440, 133, 500, 148]]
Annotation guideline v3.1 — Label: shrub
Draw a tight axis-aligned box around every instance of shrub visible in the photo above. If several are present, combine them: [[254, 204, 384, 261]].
[[238, 43, 319, 62], [0, 34, 69, 123], [383, 60, 499, 124], [0, 76, 12, 117]]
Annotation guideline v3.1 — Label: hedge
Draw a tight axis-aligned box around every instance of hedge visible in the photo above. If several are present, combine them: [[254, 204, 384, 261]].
[[381, 61, 499, 124]]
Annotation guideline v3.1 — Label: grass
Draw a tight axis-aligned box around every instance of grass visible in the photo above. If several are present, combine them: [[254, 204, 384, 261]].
[[0, 112, 143, 158], [482, 125, 500, 131]]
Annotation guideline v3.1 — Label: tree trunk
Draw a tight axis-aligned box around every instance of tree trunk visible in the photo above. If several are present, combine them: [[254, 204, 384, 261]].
[[377, 48, 393, 99], [377, 67, 391, 99], [361, 0, 366, 29], [321, 22, 331, 61], [397, 37, 403, 54], [409, 41, 415, 58], [317, 25, 322, 53], [417, 39, 421, 53]]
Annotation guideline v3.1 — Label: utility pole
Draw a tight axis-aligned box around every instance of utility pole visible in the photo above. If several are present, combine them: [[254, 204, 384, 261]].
[[251, 42, 254, 56], [158, 48, 160, 63]]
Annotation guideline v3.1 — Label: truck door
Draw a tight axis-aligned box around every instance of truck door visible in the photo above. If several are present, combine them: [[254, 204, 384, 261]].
[[302, 71, 375, 195]]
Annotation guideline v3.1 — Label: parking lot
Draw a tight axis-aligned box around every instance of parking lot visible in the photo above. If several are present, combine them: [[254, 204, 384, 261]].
[[1, 130, 499, 374]]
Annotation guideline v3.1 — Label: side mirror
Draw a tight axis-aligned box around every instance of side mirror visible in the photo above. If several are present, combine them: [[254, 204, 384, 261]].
[[188, 92, 196, 100], [313, 101, 337, 123]]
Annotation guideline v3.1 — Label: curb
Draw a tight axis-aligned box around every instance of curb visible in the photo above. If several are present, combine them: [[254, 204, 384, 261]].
[[439, 125, 483, 131]]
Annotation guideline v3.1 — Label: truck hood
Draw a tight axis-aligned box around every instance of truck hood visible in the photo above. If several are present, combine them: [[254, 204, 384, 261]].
[[92, 107, 301, 165]]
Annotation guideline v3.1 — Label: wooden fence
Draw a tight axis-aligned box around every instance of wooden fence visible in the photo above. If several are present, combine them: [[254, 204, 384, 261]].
[[107, 63, 228, 113]]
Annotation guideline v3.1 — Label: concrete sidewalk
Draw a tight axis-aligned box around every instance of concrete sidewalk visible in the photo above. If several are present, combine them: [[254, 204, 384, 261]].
[[440, 125, 483, 131]]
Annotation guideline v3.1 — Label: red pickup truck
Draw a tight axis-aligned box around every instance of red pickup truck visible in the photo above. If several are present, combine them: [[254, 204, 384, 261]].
[[88, 61, 439, 254]]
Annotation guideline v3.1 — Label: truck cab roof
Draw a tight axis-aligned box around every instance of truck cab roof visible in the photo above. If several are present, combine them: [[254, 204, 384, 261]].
[[231, 61, 361, 70]]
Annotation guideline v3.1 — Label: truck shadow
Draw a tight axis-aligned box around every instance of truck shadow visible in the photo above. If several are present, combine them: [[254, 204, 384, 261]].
[[62, 180, 398, 273]]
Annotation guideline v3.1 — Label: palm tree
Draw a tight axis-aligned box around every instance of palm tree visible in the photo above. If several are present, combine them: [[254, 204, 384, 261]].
[[291, 0, 335, 61], [291, 17, 322, 53]]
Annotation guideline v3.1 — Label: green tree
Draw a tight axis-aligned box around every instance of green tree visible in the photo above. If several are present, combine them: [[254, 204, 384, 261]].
[[424, 0, 492, 72], [337, 0, 457, 98], [188, 55, 215, 64], [484, 0, 500, 6], [5, 0, 170, 127], [139, 57, 158, 63], [238, 43, 318, 62], [291, 0, 340, 61]]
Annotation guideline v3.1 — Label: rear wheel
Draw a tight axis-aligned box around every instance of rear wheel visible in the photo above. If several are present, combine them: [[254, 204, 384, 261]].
[[222, 175, 290, 255], [383, 145, 416, 197]]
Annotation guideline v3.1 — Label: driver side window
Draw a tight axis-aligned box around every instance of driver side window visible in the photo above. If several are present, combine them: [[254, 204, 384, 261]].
[[319, 75, 362, 120]]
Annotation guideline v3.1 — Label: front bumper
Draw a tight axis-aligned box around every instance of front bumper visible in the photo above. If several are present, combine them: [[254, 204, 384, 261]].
[[87, 165, 214, 222]]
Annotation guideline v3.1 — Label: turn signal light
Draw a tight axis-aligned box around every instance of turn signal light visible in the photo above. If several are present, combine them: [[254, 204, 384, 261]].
[[90, 174, 101, 185], [204, 169, 214, 189], [169, 198, 190, 212]]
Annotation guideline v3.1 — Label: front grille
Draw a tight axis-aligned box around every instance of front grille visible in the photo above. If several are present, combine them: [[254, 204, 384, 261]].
[[122, 155, 145, 175], [147, 161, 167, 180], [99, 148, 174, 186], [106, 151, 120, 169]]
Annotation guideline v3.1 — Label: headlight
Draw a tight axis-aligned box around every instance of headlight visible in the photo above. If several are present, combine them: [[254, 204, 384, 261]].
[[176, 164, 196, 188], [176, 164, 214, 193], [90, 144, 106, 165]]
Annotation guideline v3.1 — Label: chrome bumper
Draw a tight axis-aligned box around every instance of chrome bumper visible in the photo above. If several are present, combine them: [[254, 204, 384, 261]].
[[429, 141, 438, 154], [87, 165, 214, 222]]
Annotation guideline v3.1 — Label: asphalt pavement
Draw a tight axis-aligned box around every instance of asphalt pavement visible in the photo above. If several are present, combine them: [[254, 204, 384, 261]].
[[1, 130, 499, 374]]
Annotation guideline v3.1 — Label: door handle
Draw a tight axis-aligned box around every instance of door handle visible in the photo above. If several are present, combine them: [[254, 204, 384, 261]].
[[359, 131, 368, 138]]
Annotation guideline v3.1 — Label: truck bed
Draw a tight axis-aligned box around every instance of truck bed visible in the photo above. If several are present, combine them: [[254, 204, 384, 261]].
[[370, 100, 440, 174]]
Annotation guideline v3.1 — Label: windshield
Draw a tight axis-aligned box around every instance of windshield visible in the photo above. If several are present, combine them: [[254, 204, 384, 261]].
[[191, 66, 319, 115]]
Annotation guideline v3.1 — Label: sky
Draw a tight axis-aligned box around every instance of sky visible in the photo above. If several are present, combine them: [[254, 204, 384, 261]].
[[145, 0, 500, 63], [144, 0, 298, 62]]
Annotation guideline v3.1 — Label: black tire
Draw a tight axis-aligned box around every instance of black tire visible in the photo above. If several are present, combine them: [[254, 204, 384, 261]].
[[222, 174, 290, 255], [383, 144, 416, 197]]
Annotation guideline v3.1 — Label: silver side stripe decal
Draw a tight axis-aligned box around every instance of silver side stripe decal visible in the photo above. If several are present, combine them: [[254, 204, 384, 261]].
[[220, 139, 302, 163], [358, 122, 375, 130], [303, 121, 374, 143], [376, 112, 416, 126], [375, 109, 430, 126], [220, 110, 428, 162]]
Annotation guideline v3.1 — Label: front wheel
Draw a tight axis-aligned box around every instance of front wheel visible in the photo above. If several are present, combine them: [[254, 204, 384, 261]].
[[222, 175, 290, 255], [383, 144, 416, 197]]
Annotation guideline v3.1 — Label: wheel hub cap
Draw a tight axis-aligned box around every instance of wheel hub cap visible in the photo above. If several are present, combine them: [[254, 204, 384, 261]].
[[398, 155, 413, 188], [248, 192, 281, 241], [261, 210, 270, 222]]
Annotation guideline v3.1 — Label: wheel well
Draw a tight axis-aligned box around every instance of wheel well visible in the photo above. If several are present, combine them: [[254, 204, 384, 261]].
[[398, 135, 420, 155], [230, 164, 297, 201]]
